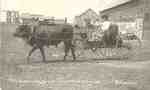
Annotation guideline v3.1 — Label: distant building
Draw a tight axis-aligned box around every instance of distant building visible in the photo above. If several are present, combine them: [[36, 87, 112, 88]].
[[20, 13, 67, 25], [20, 13, 44, 24], [100, 0, 150, 40], [0, 10, 20, 24], [74, 8, 99, 27]]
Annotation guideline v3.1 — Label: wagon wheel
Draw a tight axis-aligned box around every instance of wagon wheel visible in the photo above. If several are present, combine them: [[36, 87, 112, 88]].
[[107, 36, 141, 59], [122, 36, 142, 58]]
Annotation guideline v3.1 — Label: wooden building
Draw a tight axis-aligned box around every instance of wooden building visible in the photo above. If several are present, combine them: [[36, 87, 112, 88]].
[[100, 0, 150, 40]]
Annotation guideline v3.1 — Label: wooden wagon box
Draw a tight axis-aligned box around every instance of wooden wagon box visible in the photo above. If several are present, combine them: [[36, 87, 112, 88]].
[[35, 24, 65, 34]]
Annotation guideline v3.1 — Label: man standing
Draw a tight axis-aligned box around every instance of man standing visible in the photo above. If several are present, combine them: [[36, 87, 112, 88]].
[[101, 15, 112, 43], [101, 15, 120, 47], [101, 15, 112, 32], [101, 15, 113, 56]]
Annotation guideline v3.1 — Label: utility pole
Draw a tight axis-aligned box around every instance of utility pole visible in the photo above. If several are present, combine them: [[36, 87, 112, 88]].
[[142, 0, 150, 39]]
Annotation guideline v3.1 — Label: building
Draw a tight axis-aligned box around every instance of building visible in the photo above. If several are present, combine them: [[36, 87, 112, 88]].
[[100, 0, 146, 21], [0, 0, 20, 23], [0, 10, 20, 24], [20, 13, 67, 25], [74, 8, 99, 27], [20, 13, 44, 24], [100, 0, 150, 40]]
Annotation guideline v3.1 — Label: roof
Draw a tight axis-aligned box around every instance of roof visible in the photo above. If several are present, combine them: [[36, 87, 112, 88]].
[[100, 0, 137, 13], [76, 8, 99, 18], [20, 13, 44, 19]]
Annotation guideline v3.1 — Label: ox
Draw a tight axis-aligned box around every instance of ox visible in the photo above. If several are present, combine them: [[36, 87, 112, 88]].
[[13, 24, 76, 63]]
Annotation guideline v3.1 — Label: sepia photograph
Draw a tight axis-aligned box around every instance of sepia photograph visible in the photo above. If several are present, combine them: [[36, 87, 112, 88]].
[[0, 0, 150, 90]]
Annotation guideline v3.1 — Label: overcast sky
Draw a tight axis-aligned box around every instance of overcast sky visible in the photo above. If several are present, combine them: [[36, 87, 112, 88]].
[[0, 0, 121, 22]]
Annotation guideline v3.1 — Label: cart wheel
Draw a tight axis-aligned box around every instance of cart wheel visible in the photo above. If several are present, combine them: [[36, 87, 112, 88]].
[[93, 40, 133, 59], [130, 36, 141, 50], [123, 36, 142, 58], [92, 35, 142, 59], [110, 36, 142, 59]]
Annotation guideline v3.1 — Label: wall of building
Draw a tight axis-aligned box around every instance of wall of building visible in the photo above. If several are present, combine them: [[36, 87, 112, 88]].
[[100, 0, 150, 40], [0, 11, 7, 22], [100, 0, 144, 21]]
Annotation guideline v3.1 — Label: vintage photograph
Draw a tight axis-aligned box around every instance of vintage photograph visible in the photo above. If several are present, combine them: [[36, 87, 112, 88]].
[[0, 0, 150, 90]]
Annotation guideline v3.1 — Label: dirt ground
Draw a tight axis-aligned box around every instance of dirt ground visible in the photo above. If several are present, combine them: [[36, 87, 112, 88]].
[[1, 24, 150, 90]]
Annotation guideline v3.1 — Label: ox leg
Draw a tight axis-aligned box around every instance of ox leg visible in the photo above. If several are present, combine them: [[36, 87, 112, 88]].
[[64, 47, 69, 60], [71, 46, 76, 60], [27, 46, 38, 63], [39, 47, 46, 63]]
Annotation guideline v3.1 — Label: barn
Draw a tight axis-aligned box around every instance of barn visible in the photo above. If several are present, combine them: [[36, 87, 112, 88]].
[[100, 0, 150, 40]]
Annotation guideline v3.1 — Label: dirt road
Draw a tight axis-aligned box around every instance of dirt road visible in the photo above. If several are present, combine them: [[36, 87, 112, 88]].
[[1, 24, 150, 90]]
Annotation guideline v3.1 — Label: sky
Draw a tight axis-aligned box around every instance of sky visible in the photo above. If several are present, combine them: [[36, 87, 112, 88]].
[[0, 0, 123, 22]]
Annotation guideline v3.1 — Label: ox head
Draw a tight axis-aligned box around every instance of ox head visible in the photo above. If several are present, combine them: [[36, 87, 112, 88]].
[[14, 24, 32, 39]]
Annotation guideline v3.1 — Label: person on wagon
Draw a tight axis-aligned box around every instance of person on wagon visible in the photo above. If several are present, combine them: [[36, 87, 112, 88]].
[[101, 15, 112, 32]]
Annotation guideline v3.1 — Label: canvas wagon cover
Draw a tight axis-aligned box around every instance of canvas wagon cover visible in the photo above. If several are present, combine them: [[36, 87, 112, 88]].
[[35, 24, 65, 34]]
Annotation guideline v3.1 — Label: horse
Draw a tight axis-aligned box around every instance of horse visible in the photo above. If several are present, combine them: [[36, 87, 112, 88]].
[[13, 24, 76, 63]]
